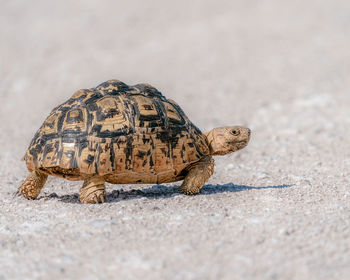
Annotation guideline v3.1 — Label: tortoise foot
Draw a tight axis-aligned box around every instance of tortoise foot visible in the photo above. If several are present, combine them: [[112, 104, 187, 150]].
[[80, 176, 106, 204], [178, 156, 214, 195], [18, 171, 48, 200], [178, 185, 200, 195]]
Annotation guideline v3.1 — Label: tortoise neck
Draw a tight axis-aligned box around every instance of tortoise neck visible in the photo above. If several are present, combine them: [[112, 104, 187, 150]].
[[204, 129, 217, 156], [204, 128, 231, 156]]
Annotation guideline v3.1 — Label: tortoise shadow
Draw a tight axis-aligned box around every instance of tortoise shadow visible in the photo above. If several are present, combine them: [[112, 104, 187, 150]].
[[38, 183, 293, 204]]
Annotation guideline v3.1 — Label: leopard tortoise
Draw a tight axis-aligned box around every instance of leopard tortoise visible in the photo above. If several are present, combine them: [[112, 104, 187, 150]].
[[19, 80, 251, 203]]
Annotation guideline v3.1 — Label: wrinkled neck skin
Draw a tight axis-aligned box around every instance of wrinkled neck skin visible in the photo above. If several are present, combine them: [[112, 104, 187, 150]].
[[204, 129, 230, 156]]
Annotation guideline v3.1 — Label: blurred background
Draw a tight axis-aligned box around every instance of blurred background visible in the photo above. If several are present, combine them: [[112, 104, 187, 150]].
[[1, 1, 350, 279]]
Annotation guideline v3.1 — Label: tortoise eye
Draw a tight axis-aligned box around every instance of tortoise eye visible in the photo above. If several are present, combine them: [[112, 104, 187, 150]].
[[231, 129, 240, 136]]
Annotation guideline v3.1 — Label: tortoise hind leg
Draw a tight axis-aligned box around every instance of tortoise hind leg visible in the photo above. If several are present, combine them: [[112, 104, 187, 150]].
[[80, 176, 106, 204], [178, 156, 214, 195], [18, 170, 48, 199]]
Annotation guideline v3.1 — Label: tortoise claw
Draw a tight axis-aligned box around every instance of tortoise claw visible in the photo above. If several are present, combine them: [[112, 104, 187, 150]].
[[178, 186, 199, 195], [13, 190, 21, 198]]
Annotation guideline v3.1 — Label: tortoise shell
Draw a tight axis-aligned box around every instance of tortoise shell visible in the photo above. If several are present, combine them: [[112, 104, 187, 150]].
[[24, 80, 209, 184]]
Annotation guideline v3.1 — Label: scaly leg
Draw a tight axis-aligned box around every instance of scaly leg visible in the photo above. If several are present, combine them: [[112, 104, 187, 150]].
[[18, 170, 48, 199], [178, 156, 214, 195], [80, 176, 106, 204]]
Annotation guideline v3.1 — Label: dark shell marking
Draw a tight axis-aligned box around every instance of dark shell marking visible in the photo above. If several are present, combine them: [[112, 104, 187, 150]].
[[24, 80, 209, 184]]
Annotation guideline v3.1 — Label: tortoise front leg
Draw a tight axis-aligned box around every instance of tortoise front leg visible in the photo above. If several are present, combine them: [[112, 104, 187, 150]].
[[18, 170, 48, 199], [80, 176, 106, 204], [178, 156, 214, 195]]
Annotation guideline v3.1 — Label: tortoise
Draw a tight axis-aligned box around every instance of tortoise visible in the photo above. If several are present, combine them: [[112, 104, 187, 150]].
[[18, 80, 251, 203]]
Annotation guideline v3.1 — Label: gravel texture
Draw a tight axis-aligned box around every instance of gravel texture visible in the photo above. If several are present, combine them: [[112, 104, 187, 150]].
[[1, 1, 350, 279]]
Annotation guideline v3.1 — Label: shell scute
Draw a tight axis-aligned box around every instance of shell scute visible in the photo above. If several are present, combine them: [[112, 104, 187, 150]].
[[96, 79, 130, 95], [132, 134, 154, 173]]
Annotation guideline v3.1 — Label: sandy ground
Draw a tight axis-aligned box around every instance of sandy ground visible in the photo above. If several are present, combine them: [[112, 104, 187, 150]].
[[1, 1, 350, 279]]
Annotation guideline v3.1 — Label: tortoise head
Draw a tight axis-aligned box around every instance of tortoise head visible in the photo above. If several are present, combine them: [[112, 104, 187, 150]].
[[204, 126, 251, 156]]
